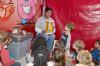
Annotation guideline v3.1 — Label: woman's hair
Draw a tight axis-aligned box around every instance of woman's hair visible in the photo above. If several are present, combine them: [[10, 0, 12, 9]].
[[31, 36, 47, 56], [45, 7, 52, 12], [0, 31, 11, 45], [77, 50, 94, 65], [73, 40, 85, 52]]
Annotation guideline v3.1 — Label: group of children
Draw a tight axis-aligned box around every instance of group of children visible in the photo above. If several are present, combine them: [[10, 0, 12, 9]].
[[0, 23, 100, 66]]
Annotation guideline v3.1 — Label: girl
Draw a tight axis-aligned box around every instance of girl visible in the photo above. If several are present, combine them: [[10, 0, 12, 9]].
[[0, 31, 21, 66], [26, 36, 49, 66], [47, 40, 66, 66]]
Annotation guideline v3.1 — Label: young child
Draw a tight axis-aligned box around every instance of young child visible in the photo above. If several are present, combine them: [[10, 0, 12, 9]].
[[73, 40, 85, 63], [91, 40, 100, 65], [47, 40, 66, 66], [27, 46, 49, 66], [75, 50, 95, 66], [0, 31, 21, 66], [26, 36, 48, 63], [61, 23, 75, 55]]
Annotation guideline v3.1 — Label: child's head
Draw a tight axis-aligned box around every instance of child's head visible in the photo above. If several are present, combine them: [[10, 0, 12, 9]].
[[52, 49, 65, 66], [34, 46, 49, 66], [54, 40, 65, 51], [31, 36, 47, 56], [73, 40, 85, 52], [95, 40, 100, 49], [64, 23, 75, 32], [0, 31, 11, 46], [77, 50, 92, 65]]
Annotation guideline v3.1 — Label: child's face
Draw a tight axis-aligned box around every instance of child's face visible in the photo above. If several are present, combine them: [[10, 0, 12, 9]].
[[95, 42, 100, 49], [64, 26, 70, 33], [73, 45, 79, 52]]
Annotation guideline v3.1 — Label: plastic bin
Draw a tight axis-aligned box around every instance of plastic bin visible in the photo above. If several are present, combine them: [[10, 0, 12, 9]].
[[8, 34, 33, 60]]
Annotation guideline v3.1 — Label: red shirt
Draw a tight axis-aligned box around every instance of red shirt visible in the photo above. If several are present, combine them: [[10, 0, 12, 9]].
[[0, 48, 15, 66]]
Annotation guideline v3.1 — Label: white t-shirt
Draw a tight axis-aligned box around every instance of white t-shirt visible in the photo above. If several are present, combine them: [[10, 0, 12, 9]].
[[47, 61, 55, 66], [0, 62, 2, 66], [35, 16, 56, 34]]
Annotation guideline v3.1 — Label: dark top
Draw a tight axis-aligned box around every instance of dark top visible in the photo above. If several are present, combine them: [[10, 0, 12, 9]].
[[61, 32, 68, 46]]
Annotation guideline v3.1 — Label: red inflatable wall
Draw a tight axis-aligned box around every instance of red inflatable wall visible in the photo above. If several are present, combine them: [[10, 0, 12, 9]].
[[46, 0, 100, 50]]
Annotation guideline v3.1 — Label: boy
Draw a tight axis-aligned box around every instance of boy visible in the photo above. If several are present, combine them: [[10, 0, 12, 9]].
[[91, 40, 100, 65], [61, 23, 74, 55]]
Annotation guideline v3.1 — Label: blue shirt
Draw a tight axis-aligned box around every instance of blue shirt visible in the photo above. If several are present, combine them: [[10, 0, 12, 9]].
[[91, 49, 100, 62]]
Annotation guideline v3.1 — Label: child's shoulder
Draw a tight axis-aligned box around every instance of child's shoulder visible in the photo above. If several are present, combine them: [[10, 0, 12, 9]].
[[47, 61, 55, 66], [92, 48, 100, 52], [75, 64, 86, 66]]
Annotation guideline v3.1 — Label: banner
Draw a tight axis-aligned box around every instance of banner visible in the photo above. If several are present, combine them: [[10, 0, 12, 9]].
[[46, 0, 100, 49], [0, 0, 42, 31]]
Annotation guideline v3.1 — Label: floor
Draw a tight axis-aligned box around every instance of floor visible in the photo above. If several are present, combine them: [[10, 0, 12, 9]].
[[16, 56, 27, 66]]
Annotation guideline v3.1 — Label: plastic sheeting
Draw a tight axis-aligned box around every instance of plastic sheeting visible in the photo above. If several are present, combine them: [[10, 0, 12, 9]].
[[46, 0, 100, 49]]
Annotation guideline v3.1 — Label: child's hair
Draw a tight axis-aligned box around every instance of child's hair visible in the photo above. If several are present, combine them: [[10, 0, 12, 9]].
[[66, 23, 75, 30], [34, 46, 49, 66], [54, 40, 65, 51], [96, 40, 100, 45], [0, 31, 11, 45], [73, 40, 85, 52], [52, 49, 66, 66], [31, 36, 47, 56], [77, 50, 94, 66], [52, 40, 66, 66]]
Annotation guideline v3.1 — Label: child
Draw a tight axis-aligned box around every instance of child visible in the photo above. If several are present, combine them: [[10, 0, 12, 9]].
[[61, 23, 75, 55], [75, 50, 95, 66], [73, 40, 85, 63], [26, 36, 48, 63], [0, 31, 21, 66], [47, 40, 66, 66], [91, 40, 100, 65]]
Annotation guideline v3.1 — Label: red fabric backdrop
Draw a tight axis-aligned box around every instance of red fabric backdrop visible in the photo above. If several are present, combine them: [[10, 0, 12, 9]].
[[46, 0, 100, 50], [0, 0, 100, 50]]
